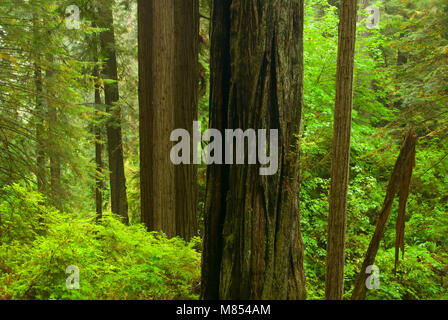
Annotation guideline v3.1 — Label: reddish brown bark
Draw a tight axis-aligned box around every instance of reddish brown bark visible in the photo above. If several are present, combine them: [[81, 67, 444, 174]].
[[138, 0, 198, 240], [325, 0, 359, 300], [201, 0, 306, 300]]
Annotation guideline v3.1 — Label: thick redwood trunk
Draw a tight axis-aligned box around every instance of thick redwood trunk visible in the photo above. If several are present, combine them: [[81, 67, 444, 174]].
[[202, 0, 306, 300], [174, 0, 199, 240], [325, 0, 358, 300], [99, 1, 128, 223], [138, 0, 198, 240]]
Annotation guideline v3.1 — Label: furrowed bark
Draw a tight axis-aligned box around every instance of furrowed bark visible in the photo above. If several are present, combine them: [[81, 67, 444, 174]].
[[138, 0, 199, 240], [325, 0, 358, 300], [201, 0, 231, 300], [174, 0, 199, 241], [202, 0, 306, 300], [139, 0, 176, 237]]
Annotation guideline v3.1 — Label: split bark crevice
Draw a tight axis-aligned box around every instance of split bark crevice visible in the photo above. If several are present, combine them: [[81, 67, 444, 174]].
[[201, 0, 306, 300]]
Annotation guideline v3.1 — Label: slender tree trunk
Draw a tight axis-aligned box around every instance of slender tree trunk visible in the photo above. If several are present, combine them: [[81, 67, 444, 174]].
[[90, 19, 104, 220], [48, 106, 61, 210], [325, 0, 358, 300], [45, 61, 62, 211], [34, 63, 45, 194], [201, 0, 306, 300], [98, 0, 128, 223], [33, 11, 46, 195], [138, 0, 199, 240], [357, 0, 369, 22], [93, 62, 104, 220]]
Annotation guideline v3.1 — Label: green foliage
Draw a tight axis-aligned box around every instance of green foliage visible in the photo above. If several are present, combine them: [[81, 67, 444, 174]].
[[0, 0, 446, 301], [0, 184, 201, 300], [0, 184, 50, 244], [301, 0, 448, 300]]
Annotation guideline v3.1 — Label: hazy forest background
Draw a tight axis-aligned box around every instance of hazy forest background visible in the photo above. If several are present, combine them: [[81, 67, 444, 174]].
[[0, 0, 447, 300]]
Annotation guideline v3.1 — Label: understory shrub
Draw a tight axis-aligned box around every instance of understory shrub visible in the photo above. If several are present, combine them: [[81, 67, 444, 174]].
[[0, 184, 201, 300]]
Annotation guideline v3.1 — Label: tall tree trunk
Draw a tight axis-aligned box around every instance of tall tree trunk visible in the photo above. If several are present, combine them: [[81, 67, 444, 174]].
[[94, 62, 104, 220], [34, 62, 45, 194], [201, 0, 231, 300], [357, 0, 369, 22], [138, 0, 199, 240], [325, 0, 358, 300], [48, 105, 62, 210], [174, 0, 199, 240], [33, 10, 46, 195], [138, 0, 176, 237], [201, 0, 306, 300], [45, 61, 62, 211], [98, 0, 128, 223]]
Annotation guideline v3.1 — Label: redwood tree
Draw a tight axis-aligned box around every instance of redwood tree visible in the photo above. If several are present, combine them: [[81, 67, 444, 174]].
[[138, 0, 199, 240], [201, 0, 307, 300], [46, 63, 62, 211], [32, 8, 46, 195], [98, 0, 128, 223], [93, 60, 104, 220], [325, 0, 358, 300]]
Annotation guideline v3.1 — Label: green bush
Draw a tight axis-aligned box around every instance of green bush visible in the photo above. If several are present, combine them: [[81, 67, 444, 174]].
[[0, 184, 201, 300]]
